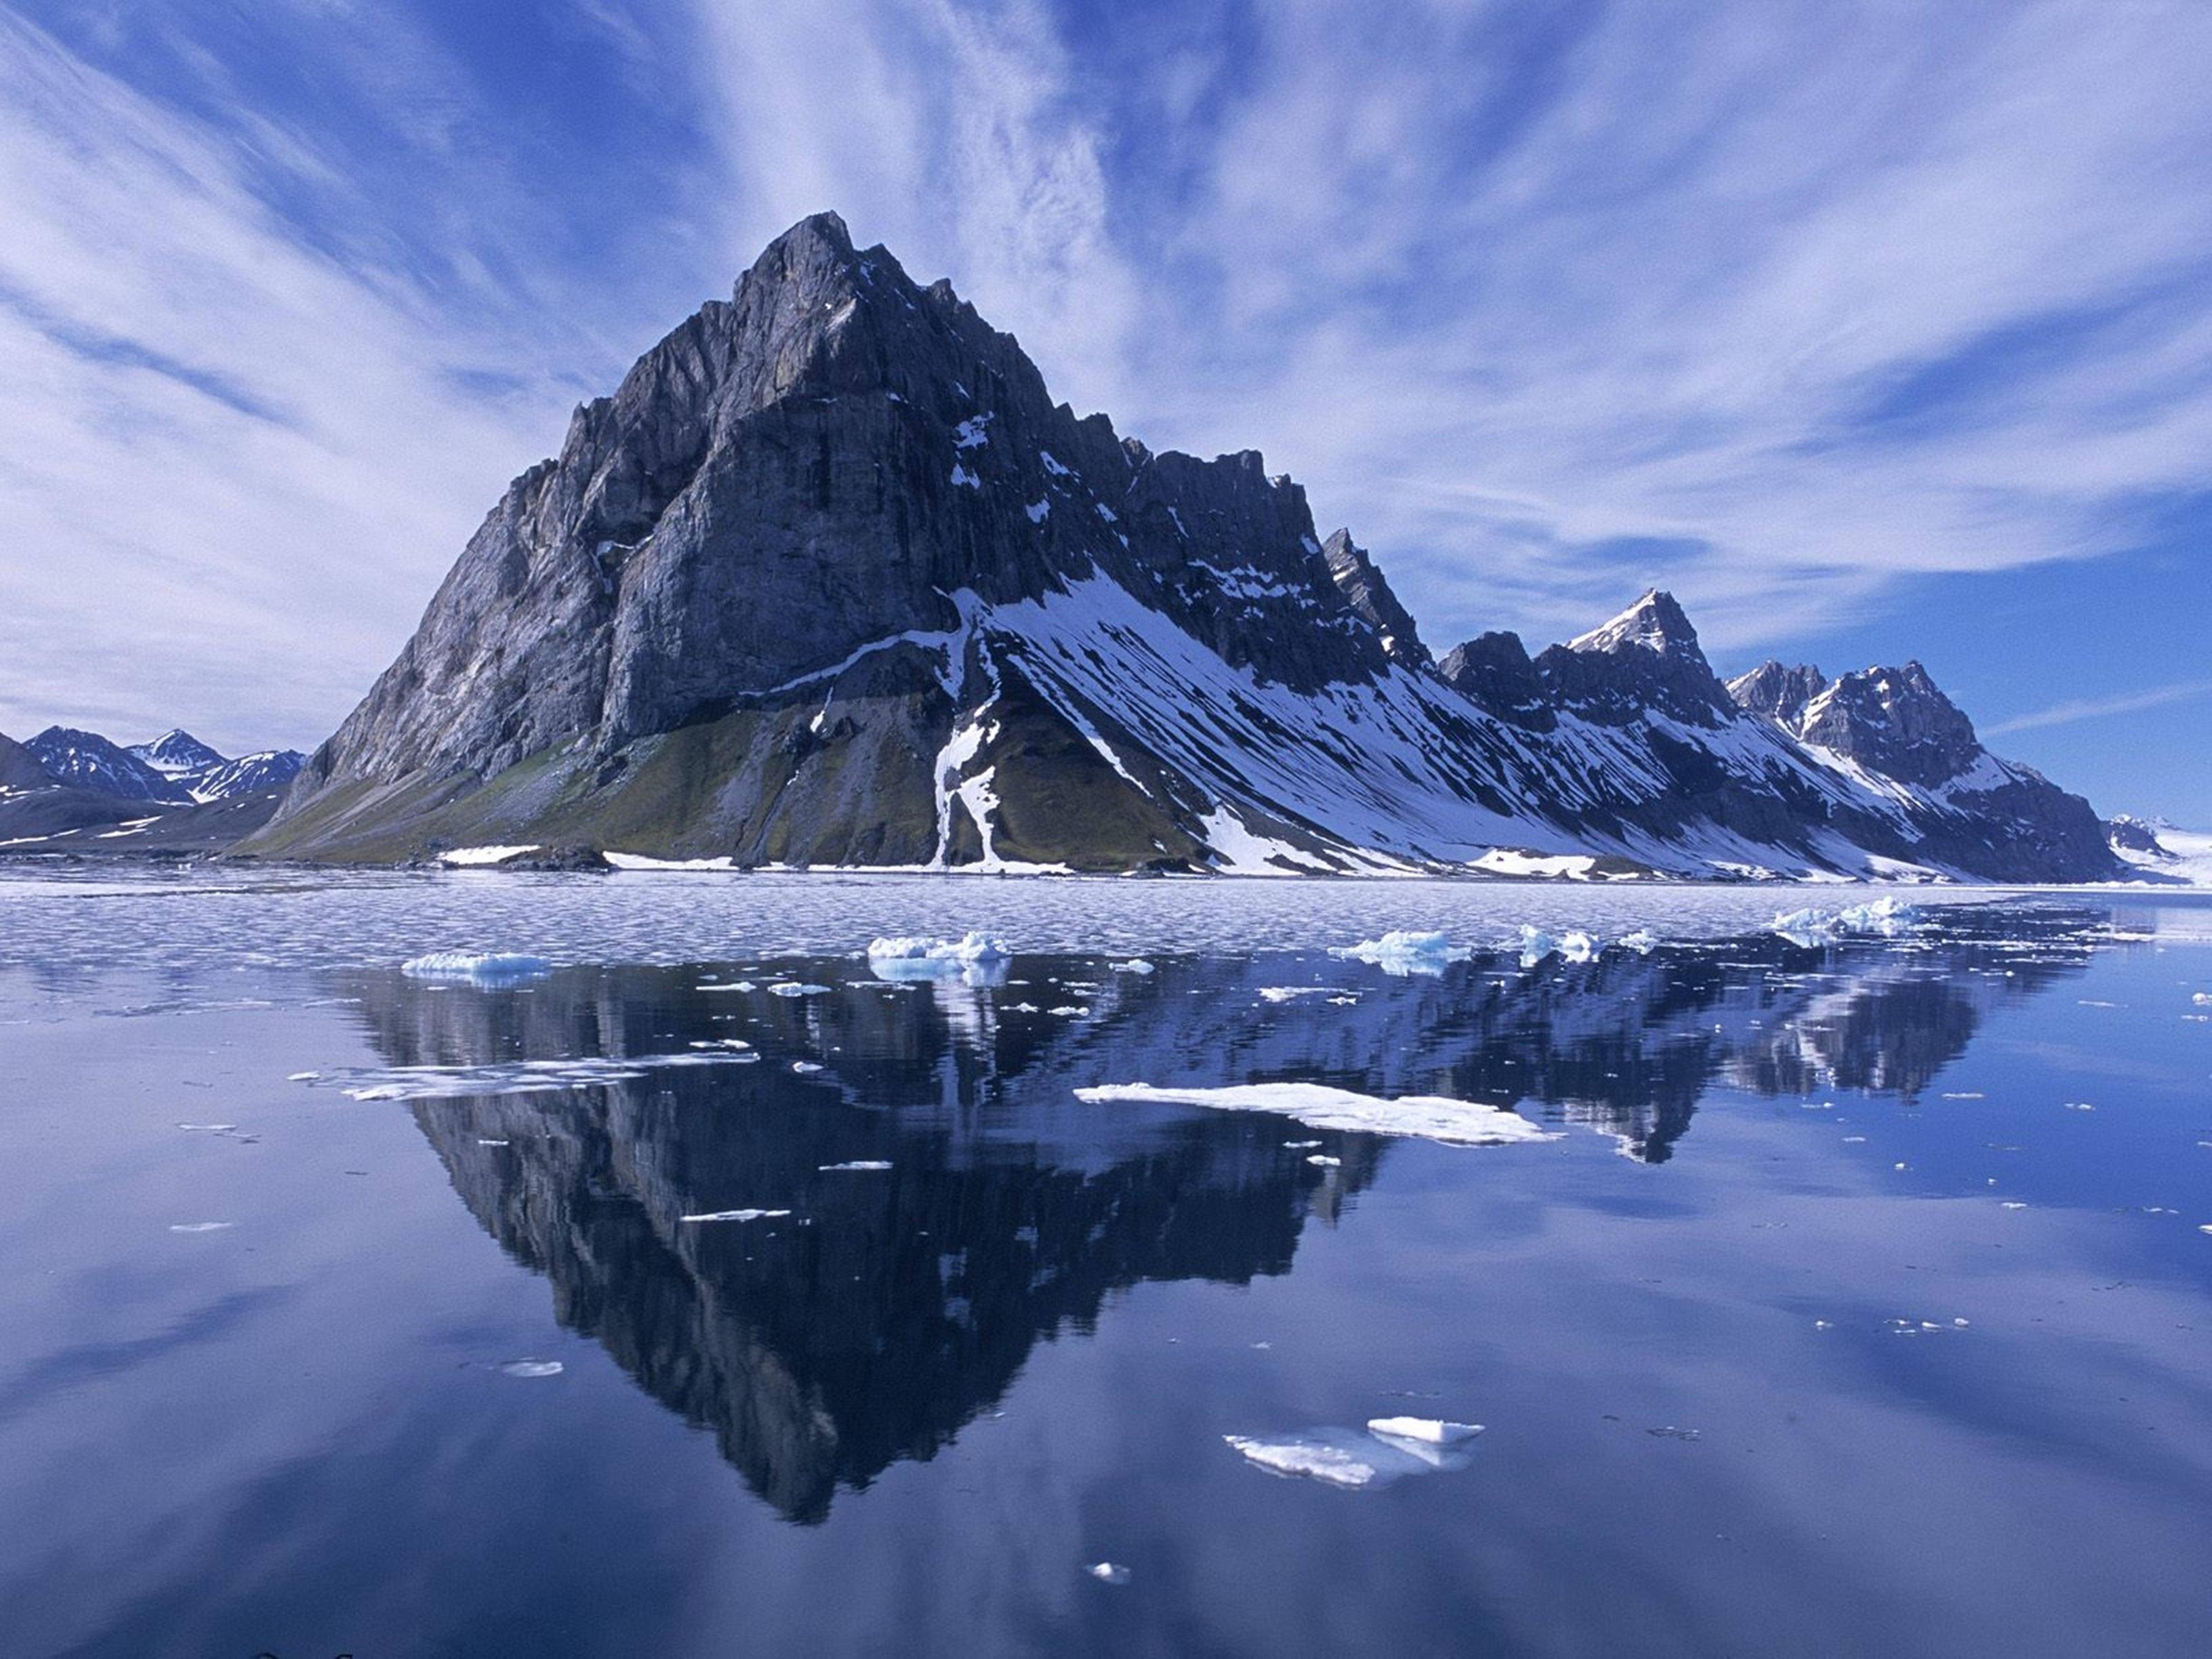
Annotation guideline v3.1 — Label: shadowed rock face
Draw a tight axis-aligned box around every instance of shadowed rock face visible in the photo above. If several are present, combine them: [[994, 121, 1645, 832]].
[[245, 214, 2121, 882], [1438, 632, 1553, 731], [331, 912, 2099, 1520], [0, 731, 50, 792]]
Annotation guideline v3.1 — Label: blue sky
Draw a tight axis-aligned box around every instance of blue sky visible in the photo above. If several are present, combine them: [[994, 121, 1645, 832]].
[[0, 0, 2205, 819]]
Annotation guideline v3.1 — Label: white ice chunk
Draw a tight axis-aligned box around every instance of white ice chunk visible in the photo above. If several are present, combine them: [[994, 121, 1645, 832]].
[[401, 951, 551, 983], [1224, 1434, 1378, 1488], [1771, 896, 1921, 945], [1366, 1416, 1483, 1445], [1086, 1562, 1130, 1586], [819, 1160, 893, 1172], [768, 982, 833, 998], [1111, 958, 1154, 974], [499, 1359, 564, 1378], [1074, 1082, 1556, 1147], [1225, 1420, 1482, 1490], [867, 932, 1013, 987], [1331, 930, 1467, 976], [680, 1208, 792, 1223], [167, 1221, 233, 1233]]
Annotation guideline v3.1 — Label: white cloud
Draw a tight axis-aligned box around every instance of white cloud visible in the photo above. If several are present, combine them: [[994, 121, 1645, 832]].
[[1984, 679, 2212, 738]]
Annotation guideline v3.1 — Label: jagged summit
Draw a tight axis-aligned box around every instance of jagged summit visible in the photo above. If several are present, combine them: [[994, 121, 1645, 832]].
[[1320, 528, 1428, 666], [1727, 661, 1828, 726], [237, 214, 2120, 882], [1567, 589, 1706, 665], [131, 729, 226, 779]]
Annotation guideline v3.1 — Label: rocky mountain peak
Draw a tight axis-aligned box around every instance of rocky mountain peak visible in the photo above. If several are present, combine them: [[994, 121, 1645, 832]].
[[1567, 588, 1707, 667], [26, 726, 188, 802], [1537, 589, 1732, 728], [131, 728, 226, 777], [1319, 528, 1429, 666], [1727, 661, 1829, 726], [1797, 661, 1983, 787]]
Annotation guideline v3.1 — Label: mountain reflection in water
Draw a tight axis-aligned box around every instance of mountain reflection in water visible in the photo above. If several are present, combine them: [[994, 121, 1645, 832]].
[[339, 904, 2104, 1522]]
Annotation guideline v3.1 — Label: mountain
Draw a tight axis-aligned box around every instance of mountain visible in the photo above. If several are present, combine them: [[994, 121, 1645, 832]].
[[1725, 659, 2114, 878], [26, 727, 192, 804], [0, 724, 305, 855], [129, 729, 226, 781], [190, 749, 306, 802], [243, 212, 2121, 882]]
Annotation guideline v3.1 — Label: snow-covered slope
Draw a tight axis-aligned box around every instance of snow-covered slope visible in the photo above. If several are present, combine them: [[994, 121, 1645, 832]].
[[243, 213, 2123, 883], [2108, 820, 2212, 886]]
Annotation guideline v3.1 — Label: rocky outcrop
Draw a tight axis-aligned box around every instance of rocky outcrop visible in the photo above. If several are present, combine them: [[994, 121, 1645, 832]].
[[1727, 661, 1828, 727], [241, 213, 2125, 882]]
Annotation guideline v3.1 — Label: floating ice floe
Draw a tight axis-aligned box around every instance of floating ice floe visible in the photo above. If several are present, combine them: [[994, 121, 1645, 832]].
[[1111, 958, 1155, 975], [1512, 925, 1599, 965], [1086, 1563, 1130, 1586], [1258, 986, 1348, 1004], [768, 982, 834, 998], [1770, 897, 1921, 947], [680, 1208, 792, 1223], [324, 1050, 762, 1101], [1616, 929, 1660, 954], [2194, 992, 2212, 1006], [1073, 1082, 1556, 1148], [401, 951, 552, 983], [791, 1061, 823, 1073], [499, 1359, 564, 1378], [167, 1221, 233, 1233], [865, 932, 1014, 986], [818, 1160, 892, 1172], [1366, 1416, 1484, 1446], [1225, 1416, 1483, 1489], [1330, 930, 1467, 976], [1306, 1153, 1342, 1168]]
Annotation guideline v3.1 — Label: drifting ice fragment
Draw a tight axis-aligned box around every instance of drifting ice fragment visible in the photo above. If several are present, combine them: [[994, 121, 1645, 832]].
[[1331, 931, 1467, 976], [1366, 1417, 1483, 1445], [1616, 930, 1660, 954], [1226, 1418, 1483, 1489], [1258, 986, 1345, 1003], [1111, 959, 1155, 975], [865, 933, 1013, 986], [1086, 1563, 1131, 1586], [499, 1359, 564, 1378], [401, 951, 551, 983], [768, 982, 832, 998], [2194, 993, 2212, 1006], [1224, 1435, 1378, 1488], [1306, 1154, 1342, 1168], [680, 1208, 792, 1223], [1770, 897, 1921, 946], [1075, 1082, 1556, 1147], [818, 1161, 893, 1172], [167, 1221, 232, 1233], [792, 1061, 824, 1073]]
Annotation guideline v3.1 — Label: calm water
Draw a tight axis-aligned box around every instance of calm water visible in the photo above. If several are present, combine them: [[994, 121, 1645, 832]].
[[2, 869, 2209, 1658]]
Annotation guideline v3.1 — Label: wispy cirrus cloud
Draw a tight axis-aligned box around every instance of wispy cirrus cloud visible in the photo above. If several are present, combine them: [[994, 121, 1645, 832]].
[[1984, 680, 2212, 738]]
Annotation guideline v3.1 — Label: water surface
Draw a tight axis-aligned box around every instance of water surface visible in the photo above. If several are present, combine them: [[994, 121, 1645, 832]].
[[2, 870, 2208, 1658]]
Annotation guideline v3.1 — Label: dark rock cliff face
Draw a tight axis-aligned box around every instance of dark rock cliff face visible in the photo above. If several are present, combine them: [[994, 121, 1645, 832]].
[[243, 213, 2123, 882]]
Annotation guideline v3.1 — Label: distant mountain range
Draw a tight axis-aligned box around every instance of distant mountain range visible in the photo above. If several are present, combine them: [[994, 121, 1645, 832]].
[[224, 213, 2148, 882], [0, 725, 303, 853]]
